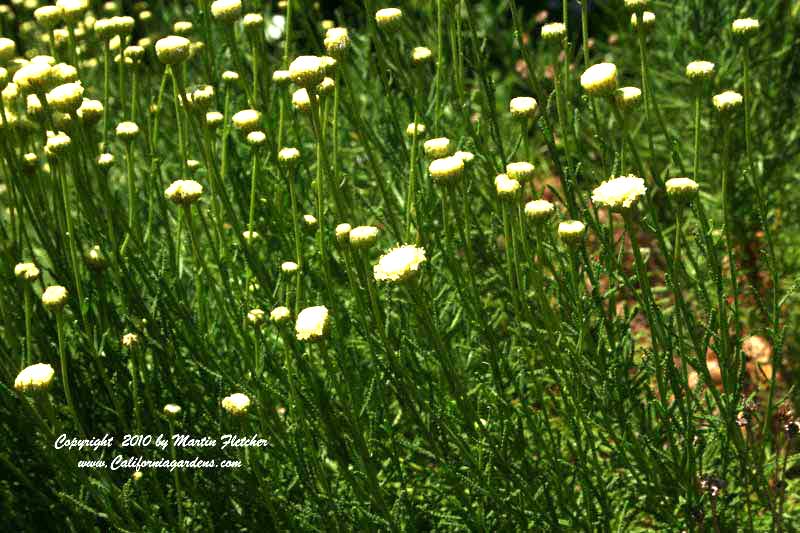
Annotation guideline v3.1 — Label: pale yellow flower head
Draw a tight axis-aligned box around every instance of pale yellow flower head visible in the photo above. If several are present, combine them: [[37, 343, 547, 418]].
[[121, 332, 139, 348], [495, 174, 521, 198], [281, 261, 299, 273], [278, 147, 300, 165], [506, 161, 534, 181], [623, 0, 648, 11], [34, 6, 63, 30], [77, 98, 103, 123], [211, 0, 242, 23], [558, 220, 586, 246], [247, 308, 265, 325], [349, 226, 379, 248], [630, 11, 655, 30], [14, 363, 55, 392], [272, 69, 291, 85], [375, 7, 403, 28], [173, 21, 193, 35], [44, 131, 71, 157], [423, 137, 452, 158], [165, 179, 203, 205], [324, 27, 350, 57], [412, 46, 432, 64], [524, 199, 555, 223], [163, 403, 182, 417], [510, 96, 538, 118], [335, 223, 352, 243], [246, 130, 267, 146], [291, 88, 313, 112], [115, 121, 140, 141], [541, 22, 566, 42], [295, 305, 330, 341], [615, 86, 642, 109], [0, 38, 16, 63], [155, 35, 191, 64], [242, 230, 260, 242], [232, 109, 261, 132], [289, 55, 325, 88], [428, 156, 464, 184], [373, 244, 426, 283], [732, 18, 759, 37], [591, 175, 646, 211], [665, 177, 700, 203], [712, 90, 743, 112], [14, 262, 40, 281], [270, 306, 291, 323], [13, 63, 52, 93], [454, 151, 475, 164], [205, 111, 224, 128], [42, 285, 68, 311], [222, 393, 251, 415], [406, 122, 426, 137], [581, 63, 618, 97], [686, 61, 715, 81]]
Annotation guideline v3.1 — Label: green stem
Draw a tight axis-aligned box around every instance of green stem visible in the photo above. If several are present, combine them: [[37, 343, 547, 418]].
[[56, 312, 85, 438]]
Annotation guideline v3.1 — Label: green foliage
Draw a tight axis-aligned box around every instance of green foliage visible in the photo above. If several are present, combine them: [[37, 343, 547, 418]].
[[1, 0, 799, 531]]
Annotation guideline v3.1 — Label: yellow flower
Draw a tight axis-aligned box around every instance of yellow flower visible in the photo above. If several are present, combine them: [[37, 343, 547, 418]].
[[246, 130, 267, 146], [42, 285, 68, 311], [623, 0, 648, 11], [14, 363, 55, 392], [164, 180, 203, 205], [115, 121, 140, 141], [163, 404, 182, 417], [412, 46, 432, 64], [732, 18, 759, 37], [581, 63, 618, 97], [591, 175, 647, 211], [291, 88, 313, 112], [173, 21, 193, 35], [630, 11, 655, 30], [324, 27, 350, 57], [247, 308, 265, 325], [665, 177, 699, 202], [335, 223, 352, 243], [278, 147, 300, 165], [686, 61, 715, 81], [289, 55, 325, 88], [428, 156, 464, 184], [712, 91, 743, 112], [495, 174, 521, 198], [615, 86, 642, 109], [14, 262, 40, 281], [295, 305, 330, 341], [121, 332, 139, 348], [231, 109, 261, 132], [12, 63, 52, 93], [281, 261, 299, 273], [210, 0, 242, 23], [155, 36, 191, 64], [221, 393, 251, 415], [349, 226, 379, 248], [558, 220, 586, 246], [270, 306, 291, 323], [541, 22, 566, 42], [506, 162, 534, 181], [509, 96, 538, 118], [373, 244, 426, 283], [423, 137, 452, 158], [406, 122, 426, 137], [524, 200, 555, 223], [375, 7, 403, 28], [34, 6, 63, 31]]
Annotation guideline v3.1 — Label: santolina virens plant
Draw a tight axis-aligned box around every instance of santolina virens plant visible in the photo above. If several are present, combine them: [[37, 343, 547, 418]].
[[0, 1, 797, 531]]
